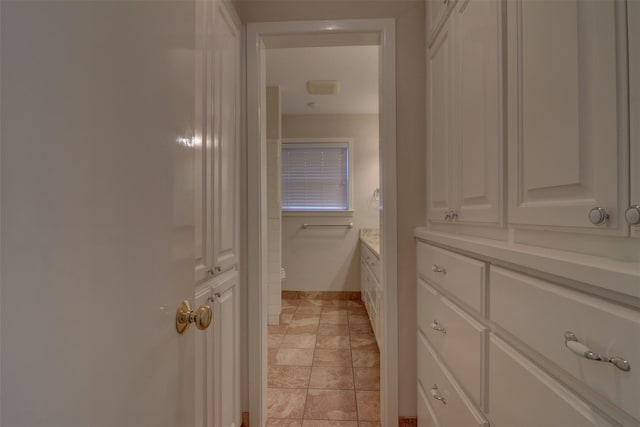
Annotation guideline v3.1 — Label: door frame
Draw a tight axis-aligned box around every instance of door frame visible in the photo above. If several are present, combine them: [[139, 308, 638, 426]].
[[246, 18, 398, 426]]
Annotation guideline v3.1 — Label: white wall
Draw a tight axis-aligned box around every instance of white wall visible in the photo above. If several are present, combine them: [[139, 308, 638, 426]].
[[281, 114, 379, 292], [237, 1, 426, 417]]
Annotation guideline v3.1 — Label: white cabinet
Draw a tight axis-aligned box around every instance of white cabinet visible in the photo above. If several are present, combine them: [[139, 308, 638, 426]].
[[427, 0, 503, 226], [507, 0, 630, 235], [360, 241, 382, 349], [194, 1, 240, 283], [195, 271, 241, 427]]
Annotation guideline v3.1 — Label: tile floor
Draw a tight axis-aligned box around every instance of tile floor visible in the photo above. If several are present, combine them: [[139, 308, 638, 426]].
[[267, 298, 381, 427]]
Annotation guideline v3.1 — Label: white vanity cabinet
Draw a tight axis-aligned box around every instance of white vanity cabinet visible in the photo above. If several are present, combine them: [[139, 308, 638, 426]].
[[416, 239, 640, 427], [194, 0, 240, 283], [360, 241, 383, 349], [506, 0, 631, 236], [427, 0, 504, 226]]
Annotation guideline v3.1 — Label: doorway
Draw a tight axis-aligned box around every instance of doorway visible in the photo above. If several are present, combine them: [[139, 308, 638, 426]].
[[246, 19, 398, 427]]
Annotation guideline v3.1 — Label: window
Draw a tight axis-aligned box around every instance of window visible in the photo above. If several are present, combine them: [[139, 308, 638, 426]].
[[281, 139, 353, 212]]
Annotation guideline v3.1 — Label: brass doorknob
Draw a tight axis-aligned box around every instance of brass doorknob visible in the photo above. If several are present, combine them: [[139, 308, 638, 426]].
[[176, 300, 213, 334]]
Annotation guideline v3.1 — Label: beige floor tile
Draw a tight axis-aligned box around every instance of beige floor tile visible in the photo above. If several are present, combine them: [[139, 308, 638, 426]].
[[316, 335, 350, 349], [269, 324, 290, 335], [347, 307, 368, 317], [355, 391, 380, 421], [351, 350, 380, 368], [349, 335, 377, 350], [297, 306, 323, 315], [276, 348, 315, 366], [348, 323, 374, 336], [281, 333, 317, 349], [287, 324, 320, 335], [290, 315, 321, 327], [323, 300, 350, 308], [268, 366, 312, 388], [304, 389, 357, 420], [353, 368, 380, 391], [269, 333, 285, 348], [302, 421, 358, 427], [281, 312, 295, 325], [268, 388, 307, 419], [320, 312, 349, 325], [318, 324, 350, 336], [322, 305, 348, 313], [313, 349, 353, 367], [267, 419, 303, 427], [347, 301, 365, 308], [269, 348, 279, 365], [348, 314, 370, 325], [298, 299, 324, 307], [282, 299, 301, 308], [309, 366, 354, 390], [357, 422, 381, 427]]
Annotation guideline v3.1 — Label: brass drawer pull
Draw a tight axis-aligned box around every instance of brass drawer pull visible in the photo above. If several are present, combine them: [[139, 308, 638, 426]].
[[431, 320, 447, 334], [431, 265, 446, 274], [430, 385, 446, 405]]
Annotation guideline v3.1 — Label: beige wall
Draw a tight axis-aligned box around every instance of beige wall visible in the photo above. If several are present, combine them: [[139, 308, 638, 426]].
[[238, 0, 426, 417], [281, 114, 380, 292]]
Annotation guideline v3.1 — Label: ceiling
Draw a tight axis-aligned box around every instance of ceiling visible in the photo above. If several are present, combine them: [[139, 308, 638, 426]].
[[266, 45, 379, 115]]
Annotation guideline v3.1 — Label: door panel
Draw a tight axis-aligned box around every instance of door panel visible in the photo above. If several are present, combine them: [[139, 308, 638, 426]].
[[427, 21, 454, 222], [629, 0, 640, 238], [212, 273, 241, 427], [1, 1, 196, 425], [507, 0, 629, 235], [454, 0, 502, 224], [212, 4, 240, 272]]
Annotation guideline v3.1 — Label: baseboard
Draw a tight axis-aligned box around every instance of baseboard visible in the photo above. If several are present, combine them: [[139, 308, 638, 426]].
[[399, 416, 417, 426], [281, 290, 361, 301], [241, 412, 249, 427]]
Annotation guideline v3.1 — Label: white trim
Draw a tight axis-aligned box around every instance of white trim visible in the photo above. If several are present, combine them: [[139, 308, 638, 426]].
[[246, 19, 397, 427]]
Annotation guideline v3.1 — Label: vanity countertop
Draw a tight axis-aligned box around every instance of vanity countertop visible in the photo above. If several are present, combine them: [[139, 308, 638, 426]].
[[360, 228, 380, 257]]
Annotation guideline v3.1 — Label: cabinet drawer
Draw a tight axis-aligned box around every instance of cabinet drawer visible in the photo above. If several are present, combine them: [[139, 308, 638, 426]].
[[490, 267, 640, 421], [489, 335, 617, 427], [418, 382, 441, 427], [361, 242, 380, 282], [417, 278, 486, 407], [417, 243, 485, 313], [418, 334, 488, 427]]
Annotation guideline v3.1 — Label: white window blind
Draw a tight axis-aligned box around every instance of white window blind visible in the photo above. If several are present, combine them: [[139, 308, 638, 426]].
[[281, 142, 350, 211]]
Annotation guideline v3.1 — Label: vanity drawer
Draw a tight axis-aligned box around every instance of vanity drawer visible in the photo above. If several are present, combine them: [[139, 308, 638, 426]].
[[490, 266, 640, 421], [417, 278, 486, 407], [361, 242, 380, 282], [418, 334, 488, 427], [489, 335, 617, 427], [417, 243, 485, 313], [418, 382, 441, 427]]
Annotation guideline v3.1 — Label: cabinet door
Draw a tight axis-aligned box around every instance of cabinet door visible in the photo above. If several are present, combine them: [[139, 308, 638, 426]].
[[629, 0, 640, 238], [211, 4, 241, 272], [453, 0, 503, 225], [427, 20, 455, 223], [507, 0, 629, 235], [213, 273, 241, 427]]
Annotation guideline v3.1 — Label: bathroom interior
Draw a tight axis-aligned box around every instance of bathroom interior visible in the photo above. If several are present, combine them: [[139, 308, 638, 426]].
[[263, 42, 384, 424]]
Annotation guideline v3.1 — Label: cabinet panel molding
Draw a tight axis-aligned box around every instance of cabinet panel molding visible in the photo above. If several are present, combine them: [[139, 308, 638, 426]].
[[507, 0, 629, 235]]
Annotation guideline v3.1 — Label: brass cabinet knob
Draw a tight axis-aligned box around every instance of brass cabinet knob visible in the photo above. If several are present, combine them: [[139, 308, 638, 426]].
[[176, 300, 213, 334]]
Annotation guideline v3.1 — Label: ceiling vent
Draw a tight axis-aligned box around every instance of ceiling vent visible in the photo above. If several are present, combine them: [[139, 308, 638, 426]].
[[306, 80, 340, 95]]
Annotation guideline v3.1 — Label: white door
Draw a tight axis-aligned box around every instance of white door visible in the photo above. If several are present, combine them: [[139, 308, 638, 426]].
[[507, 0, 629, 235], [2, 2, 200, 426], [629, 0, 640, 238]]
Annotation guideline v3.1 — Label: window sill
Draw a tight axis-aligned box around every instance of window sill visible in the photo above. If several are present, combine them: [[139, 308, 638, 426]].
[[282, 210, 354, 218]]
